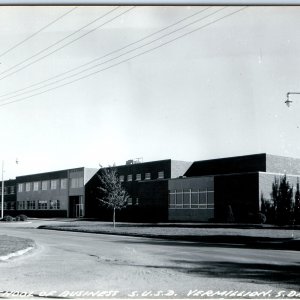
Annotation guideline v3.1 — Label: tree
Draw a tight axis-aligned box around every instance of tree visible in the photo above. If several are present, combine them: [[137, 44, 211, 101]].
[[294, 179, 300, 224], [225, 204, 235, 223], [261, 193, 275, 224], [98, 167, 129, 228], [271, 175, 294, 225]]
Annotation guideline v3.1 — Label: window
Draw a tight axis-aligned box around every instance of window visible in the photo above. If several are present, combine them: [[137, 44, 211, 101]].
[[207, 191, 214, 208], [25, 182, 31, 192], [71, 177, 84, 188], [158, 171, 164, 179], [183, 189, 191, 208], [18, 201, 26, 210], [38, 200, 47, 210], [169, 191, 176, 209], [33, 182, 39, 191], [199, 191, 207, 207], [135, 198, 139, 205], [10, 186, 15, 194], [127, 175, 132, 182], [60, 178, 68, 189], [18, 183, 23, 193], [191, 192, 199, 208], [50, 200, 60, 209], [119, 175, 124, 182], [127, 198, 132, 205], [169, 189, 214, 209], [136, 174, 141, 181], [50, 180, 57, 190], [27, 201, 35, 210], [145, 173, 151, 180], [6, 202, 15, 210], [42, 181, 48, 191]]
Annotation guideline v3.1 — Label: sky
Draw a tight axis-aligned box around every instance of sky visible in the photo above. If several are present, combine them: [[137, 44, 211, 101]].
[[0, 5, 300, 179]]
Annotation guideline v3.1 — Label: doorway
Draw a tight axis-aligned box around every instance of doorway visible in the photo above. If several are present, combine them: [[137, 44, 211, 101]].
[[69, 196, 84, 218]]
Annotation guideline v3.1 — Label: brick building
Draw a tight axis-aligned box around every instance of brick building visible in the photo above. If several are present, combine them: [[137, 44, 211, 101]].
[[85, 159, 192, 222], [1, 153, 300, 223], [15, 167, 97, 218]]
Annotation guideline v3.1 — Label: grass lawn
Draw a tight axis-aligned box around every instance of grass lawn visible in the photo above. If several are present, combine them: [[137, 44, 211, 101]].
[[39, 221, 300, 240], [0, 235, 35, 257]]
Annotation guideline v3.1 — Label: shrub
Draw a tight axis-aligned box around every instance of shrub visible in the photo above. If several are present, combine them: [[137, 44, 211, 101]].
[[17, 214, 28, 221], [257, 212, 267, 224], [2, 215, 14, 222]]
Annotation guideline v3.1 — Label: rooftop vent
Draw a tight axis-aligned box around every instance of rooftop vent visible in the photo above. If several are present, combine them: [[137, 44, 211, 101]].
[[126, 158, 143, 165]]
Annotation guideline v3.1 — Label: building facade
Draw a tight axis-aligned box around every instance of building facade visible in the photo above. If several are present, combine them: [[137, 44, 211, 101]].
[[1, 179, 17, 212], [15, 167, 97, 218], [85, 159, 192, 222], [1, 153, 300, 223]]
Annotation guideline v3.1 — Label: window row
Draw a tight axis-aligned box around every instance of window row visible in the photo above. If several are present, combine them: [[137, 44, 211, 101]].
[[18, 177, 84, 192], [0, 186, 15, 195], [120, 171, 164, 182], [3, 202, 16, 210], [17, 200, 60, 210], [169, 189, 214, 209], [127, 197, 139, 206]]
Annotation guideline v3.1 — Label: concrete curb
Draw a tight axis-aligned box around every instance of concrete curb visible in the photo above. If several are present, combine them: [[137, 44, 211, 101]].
[[0, 246, 34, 261]]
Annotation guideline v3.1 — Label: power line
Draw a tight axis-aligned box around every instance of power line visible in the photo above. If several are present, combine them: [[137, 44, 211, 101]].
[[0, 6, 130, 81], [0, 6, 212, 100], [0, 7, 78, 59], [0, 6, 247, 108]]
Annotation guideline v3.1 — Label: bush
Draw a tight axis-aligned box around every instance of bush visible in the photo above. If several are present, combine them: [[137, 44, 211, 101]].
[[2, 215, 14, 222], [17, 214, 28, 221], [257, 212, 267, 224]]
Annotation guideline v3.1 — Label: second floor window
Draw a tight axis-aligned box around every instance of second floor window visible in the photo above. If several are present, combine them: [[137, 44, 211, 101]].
[[145, 173, 151, 180], [158, 171, 164, 179], [25, 182, 31, 192], [119, 175, 124, 182], [136, 174, 141, 181], [127, 175, 132, 182], [71, 177, 84, 188], [18, 183, 23, 193], [50, 180, 57, 190], [42, 181, 48, 191], [61, 179, 68, 189], [33, 182, 39, 191]]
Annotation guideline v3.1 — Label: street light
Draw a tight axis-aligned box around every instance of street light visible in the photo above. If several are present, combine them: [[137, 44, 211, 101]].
[[285, 92, 300, 107]]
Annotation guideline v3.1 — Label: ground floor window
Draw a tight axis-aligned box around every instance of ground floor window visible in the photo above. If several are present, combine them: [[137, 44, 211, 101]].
[[50, 200, 60, 209], [17, 201, 26, 210], [27, 200, 36, 210], [169, 189, 214, 209], [38, 200, 47, 209]]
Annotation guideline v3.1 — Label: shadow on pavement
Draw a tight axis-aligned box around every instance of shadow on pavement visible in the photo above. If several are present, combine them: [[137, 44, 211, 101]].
[[170, 260, 300, 288], [113, 235, 300, 251]]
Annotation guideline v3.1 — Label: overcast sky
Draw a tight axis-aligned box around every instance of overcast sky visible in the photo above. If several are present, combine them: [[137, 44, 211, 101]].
[[0, 5, 299, 179]]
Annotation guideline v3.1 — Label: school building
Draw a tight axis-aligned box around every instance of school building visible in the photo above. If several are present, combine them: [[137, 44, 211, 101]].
[[2, 153, 300, 223]]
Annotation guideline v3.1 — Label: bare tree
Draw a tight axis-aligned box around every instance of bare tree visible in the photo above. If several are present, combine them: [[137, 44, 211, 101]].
[[98, 167, 129, 228]]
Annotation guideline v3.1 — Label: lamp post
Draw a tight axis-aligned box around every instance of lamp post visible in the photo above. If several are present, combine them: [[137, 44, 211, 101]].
[[285, 92, 300, 107]]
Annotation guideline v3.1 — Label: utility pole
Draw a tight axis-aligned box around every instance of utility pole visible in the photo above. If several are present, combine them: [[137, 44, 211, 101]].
[[1, 161, 4, 219]]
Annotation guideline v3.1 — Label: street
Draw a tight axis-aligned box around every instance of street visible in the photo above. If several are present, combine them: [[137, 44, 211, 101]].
[[0, 220, 299, 298]]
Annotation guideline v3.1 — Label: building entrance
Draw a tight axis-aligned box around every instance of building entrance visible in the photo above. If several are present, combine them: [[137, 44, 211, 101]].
[[69, 196, 84, 218]]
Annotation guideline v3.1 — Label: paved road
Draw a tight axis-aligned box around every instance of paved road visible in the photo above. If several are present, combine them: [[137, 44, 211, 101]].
[[0, 220, 299, 298]]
